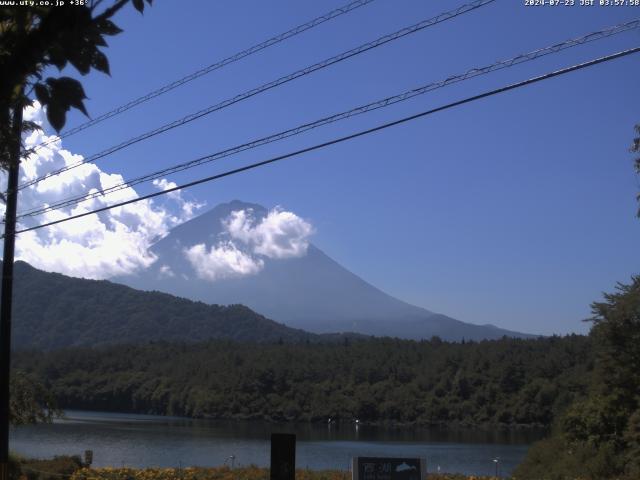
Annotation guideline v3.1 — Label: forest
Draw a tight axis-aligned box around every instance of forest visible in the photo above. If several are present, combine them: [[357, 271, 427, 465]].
[[14, 334, 592, 427], [11, 274, 640, 479], [513, 276, 640, 480], [8, 260, 317, 349]]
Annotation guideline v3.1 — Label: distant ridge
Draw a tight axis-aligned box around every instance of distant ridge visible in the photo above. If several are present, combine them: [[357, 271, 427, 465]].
[[114, 200, 535, 341], [6, 261, 321, 350]]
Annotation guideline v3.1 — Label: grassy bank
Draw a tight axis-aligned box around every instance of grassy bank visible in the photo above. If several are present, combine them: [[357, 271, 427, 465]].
[[10, 454, 83, 480], [10, 459, 501, 480], [70, 467, 499, 480]]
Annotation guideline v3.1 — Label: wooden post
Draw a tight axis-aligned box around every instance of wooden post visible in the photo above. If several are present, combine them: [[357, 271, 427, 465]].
[[270, 433, 295, 480]]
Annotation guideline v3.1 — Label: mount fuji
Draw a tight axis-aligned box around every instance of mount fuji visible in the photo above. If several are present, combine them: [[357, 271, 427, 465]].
[[113, 200, 533, 341]]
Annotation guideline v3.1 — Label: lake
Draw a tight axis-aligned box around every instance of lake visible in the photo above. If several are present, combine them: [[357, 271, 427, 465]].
[[10, 410, 545, 477]]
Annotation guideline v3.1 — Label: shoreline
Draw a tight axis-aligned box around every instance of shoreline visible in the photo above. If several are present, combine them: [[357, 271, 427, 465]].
[[52, 408, 551, 432]]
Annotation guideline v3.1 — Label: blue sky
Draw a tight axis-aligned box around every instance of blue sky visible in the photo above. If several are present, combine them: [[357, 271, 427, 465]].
[[18, 0, 640, 335]]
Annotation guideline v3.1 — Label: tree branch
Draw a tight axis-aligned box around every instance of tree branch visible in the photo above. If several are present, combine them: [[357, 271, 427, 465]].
[[94, 0, 130, 23]]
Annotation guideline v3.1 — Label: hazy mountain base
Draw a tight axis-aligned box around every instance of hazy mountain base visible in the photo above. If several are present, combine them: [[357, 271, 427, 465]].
[[114, 200, 533, 342], [15, 335, 591, 427], [5, 260, 514, 350]]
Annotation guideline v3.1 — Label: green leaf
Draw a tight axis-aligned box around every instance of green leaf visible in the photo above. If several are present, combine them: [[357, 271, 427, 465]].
[[132, 0, 144, 13], [96, 18, 123, 36], [47, 45, 68, 70], [46, 102, 67, 132], [91, 50, 110, 75], [45, 77, 89, 118], [67, 47, 93, 75], [34, 83, 51, 106], [45, 77, 86, 100], [88, 30, 108, 47], [71, 99, 88, 117]]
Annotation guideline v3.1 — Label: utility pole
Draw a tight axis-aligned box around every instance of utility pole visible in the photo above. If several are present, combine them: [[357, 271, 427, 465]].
[[0, 92, 24, 480]]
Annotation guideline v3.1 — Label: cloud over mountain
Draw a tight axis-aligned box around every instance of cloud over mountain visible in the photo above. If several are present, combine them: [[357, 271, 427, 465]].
[[114, 200, 536, 341], [185, 207, 314, 281], [0, 102, 204, 279], [185, 242, 264, 281], [224, 207, 313, 259]]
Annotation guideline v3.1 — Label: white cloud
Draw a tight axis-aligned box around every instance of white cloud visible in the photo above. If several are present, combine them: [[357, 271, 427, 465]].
[[158, 264, 175, 278], [184, 207, 313, 282], [184, 242, 263, 281], [153, 177, 205, 220], [152, 178, 179, 199], [225, 208, 313, 259], [0, 101, 205, 279], [6, 104, 314, 282]]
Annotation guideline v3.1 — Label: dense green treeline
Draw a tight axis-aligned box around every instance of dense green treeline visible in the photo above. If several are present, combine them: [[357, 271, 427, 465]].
[[514, 276, 640, 480], [14, 334, 591, 427]]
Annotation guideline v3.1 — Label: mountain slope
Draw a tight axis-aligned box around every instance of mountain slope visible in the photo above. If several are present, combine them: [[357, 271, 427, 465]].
[[7, 261, 316, 350], [114, 200, 534, 341]]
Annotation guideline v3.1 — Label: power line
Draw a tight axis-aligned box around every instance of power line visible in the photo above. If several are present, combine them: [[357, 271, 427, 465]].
[[10, 46, 639, 238], [17, 0, 496, 191], [16, 19, 640, 220], [30, 0, 377, 152], [21, 0, 494, 189]]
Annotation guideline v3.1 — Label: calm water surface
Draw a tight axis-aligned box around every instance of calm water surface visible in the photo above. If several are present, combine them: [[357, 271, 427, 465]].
[[10, 410, 545, 477]]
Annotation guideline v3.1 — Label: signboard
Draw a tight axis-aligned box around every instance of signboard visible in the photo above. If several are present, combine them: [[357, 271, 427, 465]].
[[270, 433, 296, 480], [352, 457, 426, 480]]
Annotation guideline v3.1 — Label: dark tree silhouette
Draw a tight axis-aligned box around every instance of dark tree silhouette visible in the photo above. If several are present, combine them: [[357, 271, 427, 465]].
[[632, 124, 640, 216], [0, 0, 152, 152], [0, 3, 152, 478]]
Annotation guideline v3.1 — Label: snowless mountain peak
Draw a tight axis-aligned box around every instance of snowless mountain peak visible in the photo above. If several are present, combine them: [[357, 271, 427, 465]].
[[113, 201, 534, 341]]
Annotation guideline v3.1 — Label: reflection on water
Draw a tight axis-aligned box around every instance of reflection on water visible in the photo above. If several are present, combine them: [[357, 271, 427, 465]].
[[10, 410, 545, 477]]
